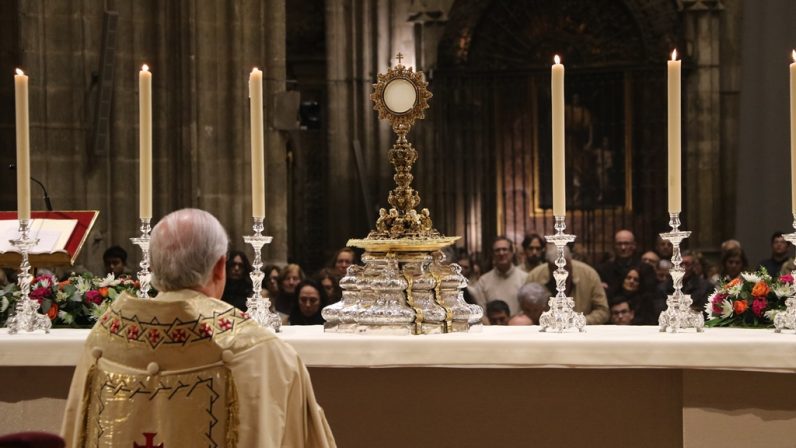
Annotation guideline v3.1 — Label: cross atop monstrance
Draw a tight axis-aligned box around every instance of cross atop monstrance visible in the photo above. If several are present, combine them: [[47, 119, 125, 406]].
[[395, 52, 404, 65]]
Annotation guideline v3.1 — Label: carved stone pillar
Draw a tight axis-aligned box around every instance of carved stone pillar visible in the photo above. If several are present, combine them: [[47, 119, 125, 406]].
[[682, 0, 724, 250]]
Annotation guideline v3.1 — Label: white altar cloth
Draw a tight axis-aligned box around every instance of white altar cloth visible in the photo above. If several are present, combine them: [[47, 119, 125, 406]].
[[2, 325, 796, 371]]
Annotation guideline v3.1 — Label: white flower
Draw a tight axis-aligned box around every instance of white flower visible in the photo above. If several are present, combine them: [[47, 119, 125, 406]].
[[74, 276, 92, 294], [764, 309, 779, 321], [0, 297, 7, 313], [741, 272, 761, 283], [96, 273, 120, 288], [58, 310, 74, 325], [728, 283, 743, 296], [719, 299, 733, 319], [772, 284, 794, 298]]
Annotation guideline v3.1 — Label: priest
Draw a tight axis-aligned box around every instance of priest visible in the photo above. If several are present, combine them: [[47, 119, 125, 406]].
[[61, 208, 335, 447]]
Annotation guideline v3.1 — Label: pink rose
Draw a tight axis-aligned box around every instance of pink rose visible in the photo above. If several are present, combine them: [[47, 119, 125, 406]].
[[711, 293, 727, 304], [711, 303, 723, 315], [779, 274, 794, 284], [752, 297, 767, 318], [30, 286, 51, 303], [85, 290, 103, 305]]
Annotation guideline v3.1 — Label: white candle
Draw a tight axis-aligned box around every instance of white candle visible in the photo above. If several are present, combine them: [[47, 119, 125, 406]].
[[249, 67, 266, 219], [667, 50, 681, 214], [139, 64, 152, 220], [790, 50, 796, 213], [551, 55, 565, 216], [14, 69, 30, 222]]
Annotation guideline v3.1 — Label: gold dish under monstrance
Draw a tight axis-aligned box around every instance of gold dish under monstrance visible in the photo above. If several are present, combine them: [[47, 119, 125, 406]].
[[323, 54, 483, 335]]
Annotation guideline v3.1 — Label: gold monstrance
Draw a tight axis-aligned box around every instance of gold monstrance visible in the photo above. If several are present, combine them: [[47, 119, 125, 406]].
[[322, 54, 483, 335]]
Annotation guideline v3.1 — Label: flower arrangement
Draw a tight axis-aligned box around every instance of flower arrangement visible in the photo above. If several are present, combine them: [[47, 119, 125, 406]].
[[0, 273, 140, 328], [705, 269, 794, 327]]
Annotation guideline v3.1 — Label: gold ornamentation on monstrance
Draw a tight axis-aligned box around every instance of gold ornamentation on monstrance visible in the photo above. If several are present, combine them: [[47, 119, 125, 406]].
[[323, 54, 483, 335]]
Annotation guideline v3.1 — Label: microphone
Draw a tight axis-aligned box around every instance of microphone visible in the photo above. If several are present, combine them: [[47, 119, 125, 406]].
[[8, 163, 53, 211]]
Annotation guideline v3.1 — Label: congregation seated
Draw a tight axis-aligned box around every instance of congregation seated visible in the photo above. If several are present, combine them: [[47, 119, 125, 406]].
[[758, 231, 790, 277], [607, 265, 664, 325], [314, 268, 342, 304], [526, 244, 609, 324], [485, 300, 511, 325], [469, 236, 526, 316], [719, 247, 748, 282], [664, 250, 712, 311], [597, 229, 641, 293], [273, 263, 305, 319], [102, 245, 131, 278], [221, 249, 253, 311], [289, 280, 328, 326], [609, 297, 635, 325], [61, 208, 335, 447], [508, 282, 549, 326]]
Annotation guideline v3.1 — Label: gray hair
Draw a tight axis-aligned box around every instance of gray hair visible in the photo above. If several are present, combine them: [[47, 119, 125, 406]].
[[150, 208, 229, 291], [517, 282, 549, 307]]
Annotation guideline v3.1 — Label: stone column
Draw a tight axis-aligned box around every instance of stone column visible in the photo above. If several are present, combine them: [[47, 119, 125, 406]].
[[265, 0, 289, 263], [682, 0, 724, 251]]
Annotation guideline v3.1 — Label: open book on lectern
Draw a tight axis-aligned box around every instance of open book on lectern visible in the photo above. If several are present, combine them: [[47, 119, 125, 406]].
[[0, 211, 99, 267]]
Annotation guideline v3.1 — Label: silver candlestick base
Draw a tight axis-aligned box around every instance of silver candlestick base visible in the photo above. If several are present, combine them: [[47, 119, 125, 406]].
[[130, 218, 152, 299], [244, 217, 280, 332], [6, 219, 51, 334], [774, 214, 796, 333], [538, 216, 586, 333], [658, 212, 704, 333]]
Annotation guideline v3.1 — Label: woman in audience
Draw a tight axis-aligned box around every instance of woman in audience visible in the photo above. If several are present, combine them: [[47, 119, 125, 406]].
[[273, 263, 305, 319], [331, 247, 357, 277], [263, 264, 281, 298], [221, 250, 253, 311], [314, 268, 341, 304], [719, 248, 747, 281], [609, 264, 664, 325], [289, 280, 328, 325]]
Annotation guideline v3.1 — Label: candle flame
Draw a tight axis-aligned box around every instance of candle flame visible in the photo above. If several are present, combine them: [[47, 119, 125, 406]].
[[15, 68, 24, 76], [142, 64, 149, 72], [554, 55, 560, 64], [792, 50, 795, 62], [671, 49, 677, 61], [252, 67, 260, 73]]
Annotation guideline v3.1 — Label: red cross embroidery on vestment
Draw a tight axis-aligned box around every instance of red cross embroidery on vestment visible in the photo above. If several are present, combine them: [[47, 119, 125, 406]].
[[133, 432, 163, 448]]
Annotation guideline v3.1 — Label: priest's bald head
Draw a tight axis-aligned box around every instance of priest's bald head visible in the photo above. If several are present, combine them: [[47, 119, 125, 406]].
[[150, 208, 229, 298]]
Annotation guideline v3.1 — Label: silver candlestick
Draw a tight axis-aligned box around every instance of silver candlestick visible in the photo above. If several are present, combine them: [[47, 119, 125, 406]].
[[130, 218, 152, 299], [6, 219, 51, 334], [243, 217, 280, 332], [774, 213, 796, 333], [658, 212, 704, 332], [538, 216, 586, 333]]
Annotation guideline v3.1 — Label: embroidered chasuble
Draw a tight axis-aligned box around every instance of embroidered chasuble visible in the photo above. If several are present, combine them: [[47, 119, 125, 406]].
[[61, 290, 335, 447]]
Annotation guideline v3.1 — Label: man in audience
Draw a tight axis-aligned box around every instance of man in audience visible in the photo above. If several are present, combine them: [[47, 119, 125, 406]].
[[759, 232, 790, 277], [666, 250, 712, 310], [62, 209, 335, 447], [656, 259, 673, 292], [641, 251, 660, 267], [598, 230, 645, 293], [470, 237, 526, 315], [103, 245, 130, 278], [526, 244, 609, 324], [609, 298, 635, 325], [508, 282, 549, 325], [521, 233, 546, 272], [486, 300, 511, 325], [655, 236, 673, 260]]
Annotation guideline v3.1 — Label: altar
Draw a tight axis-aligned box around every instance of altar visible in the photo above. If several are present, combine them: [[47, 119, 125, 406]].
[[2, 325, 796, 447]]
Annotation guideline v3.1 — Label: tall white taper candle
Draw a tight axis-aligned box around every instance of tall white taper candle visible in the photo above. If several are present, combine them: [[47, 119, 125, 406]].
[[667, 50, 682, 214], [552, 55, 565, 216], [139, 64, 152, 220], [14, 69, 30, 222], [249, 67, 266, 219]]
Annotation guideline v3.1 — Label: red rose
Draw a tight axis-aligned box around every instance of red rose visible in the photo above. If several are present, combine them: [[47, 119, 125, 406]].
[[780, 274, 794, 284], [752, 297, 768, 318], [30, 286, 51, 303], [85, 290, 103, 305]]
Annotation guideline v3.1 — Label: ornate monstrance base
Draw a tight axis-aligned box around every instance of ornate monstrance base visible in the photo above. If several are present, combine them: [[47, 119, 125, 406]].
[[322, 237, 483, 335]]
